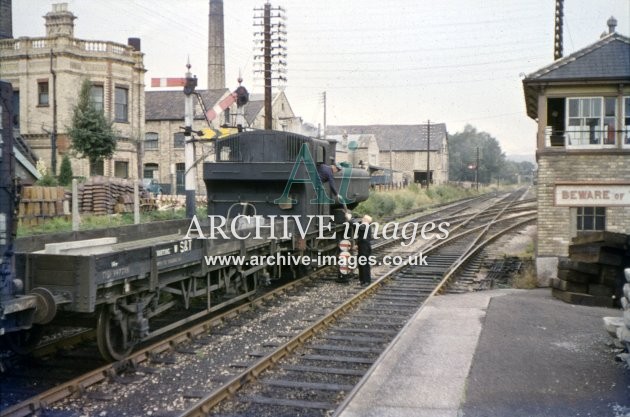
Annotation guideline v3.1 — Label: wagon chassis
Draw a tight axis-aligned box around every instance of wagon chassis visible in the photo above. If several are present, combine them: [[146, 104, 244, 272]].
[[11, 218, 340, 361]]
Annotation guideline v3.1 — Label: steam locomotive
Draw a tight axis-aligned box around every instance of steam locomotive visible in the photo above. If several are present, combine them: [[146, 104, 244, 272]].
[[0, 84, 370, 361]]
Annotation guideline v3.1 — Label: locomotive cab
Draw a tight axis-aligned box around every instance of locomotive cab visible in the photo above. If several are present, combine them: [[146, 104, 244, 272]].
[[204, 131, 369, 223]]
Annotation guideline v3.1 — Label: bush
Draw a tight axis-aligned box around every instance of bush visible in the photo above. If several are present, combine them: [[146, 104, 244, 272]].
[[36, 173, 58, 186], [353, 184, 483, 221], [58, 155, 73, 186]]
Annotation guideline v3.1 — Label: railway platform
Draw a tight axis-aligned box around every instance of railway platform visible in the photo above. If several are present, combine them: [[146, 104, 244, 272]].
[[335, 288, 630, 417]]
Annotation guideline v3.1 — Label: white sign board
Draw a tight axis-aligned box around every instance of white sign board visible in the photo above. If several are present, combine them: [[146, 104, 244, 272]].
[[555, 184, 630, 206]]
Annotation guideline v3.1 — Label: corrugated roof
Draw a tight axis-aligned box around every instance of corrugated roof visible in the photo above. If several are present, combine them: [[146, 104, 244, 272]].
[[327, 124, 447, 151], [145, 89, 228, 120]]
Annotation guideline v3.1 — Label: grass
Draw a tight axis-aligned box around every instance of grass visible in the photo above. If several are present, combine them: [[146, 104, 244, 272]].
[[512, 262, 538, 289], [17, 207, 208, 237], [352, 184, 484, 220]]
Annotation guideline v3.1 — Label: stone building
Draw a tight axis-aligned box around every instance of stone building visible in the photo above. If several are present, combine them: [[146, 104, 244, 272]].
[[144, 88, 302, 195], [522, 18, 630, 283], [0, 3, 145, 179], [243, 91, 302, 132], [328, 133, 379, 170], [328, 124, 449, 185], [144, 88, 234, 194]]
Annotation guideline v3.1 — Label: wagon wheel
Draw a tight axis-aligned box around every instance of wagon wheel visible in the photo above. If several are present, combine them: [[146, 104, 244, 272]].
[[5, 325, 43, 354], [96, 305, 133, 362]]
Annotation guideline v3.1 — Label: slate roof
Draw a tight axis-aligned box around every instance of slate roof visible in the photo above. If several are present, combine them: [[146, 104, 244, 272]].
[[145, 89, 228, 120], [522, 32, 630, 119], [244, 99, 264, 125], [328, 134, 376, 149], [525, 33, 630, 81], [327, 124, 447, 152]]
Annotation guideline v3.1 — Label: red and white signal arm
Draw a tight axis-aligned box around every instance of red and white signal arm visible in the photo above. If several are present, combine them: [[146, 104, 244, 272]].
[[338, 251, 352, 275], [150, 78, 186, 88]]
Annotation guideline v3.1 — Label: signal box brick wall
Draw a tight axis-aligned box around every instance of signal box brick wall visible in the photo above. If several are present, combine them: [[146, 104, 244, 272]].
[[537, 152, 630, 258]]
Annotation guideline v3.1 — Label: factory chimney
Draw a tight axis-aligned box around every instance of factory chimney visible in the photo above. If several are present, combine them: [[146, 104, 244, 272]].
[[0, 0, 12, 39], [208, 0, 226, 90]]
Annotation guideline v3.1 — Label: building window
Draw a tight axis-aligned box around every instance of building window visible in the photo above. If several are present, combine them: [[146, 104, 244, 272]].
[[115, 87, 128, 122], [566, 97, 616, 147], [38, 81, 49, 106], [114, 161, 129, 178], [175, 162, 185, 194], [90, 159, 104, 176], [224, 107, 230, 126], [90, 85, 104, 112], [12, 90, 19, 128], [624, 96, 630, 147], [174, 132, 185, 148], [145, 132, 159, 150], [576, 207, 605, 232], [143, 163, 159, 180]]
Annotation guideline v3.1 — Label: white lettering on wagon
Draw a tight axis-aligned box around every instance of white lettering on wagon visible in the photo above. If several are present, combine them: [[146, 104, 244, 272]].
[[101, 266, 131, 280]]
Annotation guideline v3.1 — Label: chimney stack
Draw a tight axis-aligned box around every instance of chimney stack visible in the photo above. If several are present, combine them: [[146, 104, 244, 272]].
[[607, 16, 617, 34], [45, 3, 77, 38], [0, 0, 12, 39], [208, 0, 226, 90], [128, 37, 141, 52]]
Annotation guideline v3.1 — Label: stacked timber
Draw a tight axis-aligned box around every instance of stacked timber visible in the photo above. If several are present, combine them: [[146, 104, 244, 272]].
[[552, 232, 630, 308], [78, 176, 148, 215], [18, 186, 69, 226]]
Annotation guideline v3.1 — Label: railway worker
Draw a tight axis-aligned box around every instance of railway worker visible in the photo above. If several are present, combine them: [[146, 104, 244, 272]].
[[316, 161, 341, 198], [316, 161, 349, 211], [356, 214, 373, 287]]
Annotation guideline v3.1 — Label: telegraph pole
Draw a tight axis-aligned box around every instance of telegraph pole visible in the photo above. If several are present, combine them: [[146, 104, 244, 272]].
[[253, 2, 287, 130], [50, 49, 57, 175], [426, 120, 431, 189], [184, 61, 197, 218], [476, 147, 480, 191], [554, 0, 564, 60], [322, 91, 327, 140]]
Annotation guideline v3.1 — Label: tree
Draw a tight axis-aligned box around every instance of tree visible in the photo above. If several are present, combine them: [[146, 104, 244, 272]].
[[448, 125, 506, 184], [58, 154, 73, 186], [68, 79, 117, 167]]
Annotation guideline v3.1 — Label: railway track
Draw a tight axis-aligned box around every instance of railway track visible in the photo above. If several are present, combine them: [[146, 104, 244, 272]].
[[0, 189, 535, 417], [179, 190, 535, 417]]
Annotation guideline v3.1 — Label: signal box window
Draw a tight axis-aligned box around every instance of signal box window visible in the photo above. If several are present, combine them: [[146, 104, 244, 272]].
[[576, 207, 605, 232], [566, 97, 617, 147], [115, 87, 128, 122], [38, 81, 49, 106], [624, 96, 630, 147]]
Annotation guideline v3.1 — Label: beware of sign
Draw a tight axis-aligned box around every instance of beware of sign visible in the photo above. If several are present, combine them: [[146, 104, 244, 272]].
[[554, 184, 630, 207]]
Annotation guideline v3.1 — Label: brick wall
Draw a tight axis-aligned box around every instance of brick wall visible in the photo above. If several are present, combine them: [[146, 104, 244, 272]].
[[537, 152, 630, 257]]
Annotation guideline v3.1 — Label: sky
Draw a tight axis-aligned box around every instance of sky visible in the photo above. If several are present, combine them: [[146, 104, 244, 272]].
[[11, 0, 630, 158]]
